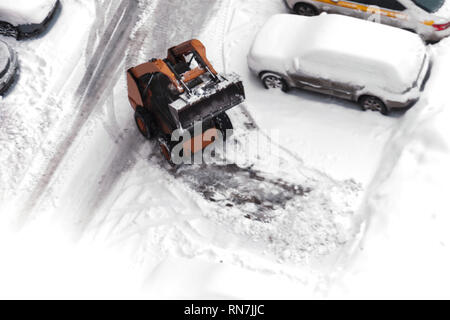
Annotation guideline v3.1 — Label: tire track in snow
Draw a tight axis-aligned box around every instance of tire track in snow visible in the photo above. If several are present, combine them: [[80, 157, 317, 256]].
[[18, 0, 139, 217], [0, 1, 99, 211], [70, 0, 225, 230]]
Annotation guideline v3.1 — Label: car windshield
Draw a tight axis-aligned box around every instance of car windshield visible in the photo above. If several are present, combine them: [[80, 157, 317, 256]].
[[411, 0, 445, 13]]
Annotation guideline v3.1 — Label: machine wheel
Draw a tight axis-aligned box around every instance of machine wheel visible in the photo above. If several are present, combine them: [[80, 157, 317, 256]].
[[134, 107, 154, 139], [158, 138, 183, 167], [214, 112, 233, 140], [359, 96, 389, 115], [160, 144, 172, 163], [261, 73, 290, 92], [293, 3, 319, 16]]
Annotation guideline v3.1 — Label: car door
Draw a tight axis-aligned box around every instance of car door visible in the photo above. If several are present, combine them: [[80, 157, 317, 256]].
[[357, 0, 408, 28], [289, 71, 333, 96], [379, 0, 409, 28], [320, 0, 368, 19]]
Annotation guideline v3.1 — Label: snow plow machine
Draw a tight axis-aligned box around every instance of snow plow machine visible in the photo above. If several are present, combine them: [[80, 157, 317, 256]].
[[127, 39, 246, 165]]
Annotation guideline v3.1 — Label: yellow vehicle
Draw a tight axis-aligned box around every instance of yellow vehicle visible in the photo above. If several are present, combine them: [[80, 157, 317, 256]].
[[285, 0, 450, 42]]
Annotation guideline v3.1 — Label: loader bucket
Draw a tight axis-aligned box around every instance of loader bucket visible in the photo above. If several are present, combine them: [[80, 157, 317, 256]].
[[169, 74, 245, 130]]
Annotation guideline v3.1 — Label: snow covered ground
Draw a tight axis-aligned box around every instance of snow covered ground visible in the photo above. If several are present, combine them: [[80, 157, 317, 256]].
[[335, 38, 450, 299], [0, 0, 449, 299]]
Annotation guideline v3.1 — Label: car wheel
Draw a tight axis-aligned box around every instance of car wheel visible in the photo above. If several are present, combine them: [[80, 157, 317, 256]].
[[0, 42, 17, 96], [261, 73, 289, 92], [134, 107, 154, 139], [293, 3, 319, 16], [402, 28, 416, 34], [214, 112, 233, 141], [359, 96, 389, 115]]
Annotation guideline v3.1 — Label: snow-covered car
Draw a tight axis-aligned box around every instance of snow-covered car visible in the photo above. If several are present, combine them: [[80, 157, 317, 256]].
[[0, 0, 60, 39], [248, 14, 431, 115], [285, 0, 450, 42], [0, 40, 18, 95]]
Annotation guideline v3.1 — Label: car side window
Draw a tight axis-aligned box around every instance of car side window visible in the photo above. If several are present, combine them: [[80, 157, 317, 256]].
[[355, 0, 378, 5], [376, 0, 406, 11], [355, 0, 406, 11]]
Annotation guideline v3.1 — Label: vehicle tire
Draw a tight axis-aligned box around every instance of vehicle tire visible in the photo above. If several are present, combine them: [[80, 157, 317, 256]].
[[261, 73, 290, 92], [293, 3, 319, 16], [159, 140, 176, 166], [359, 96, 389, 115], [402, 28, 416, 34], [214, 112, 233, 141], [134, 107, 154, 140]]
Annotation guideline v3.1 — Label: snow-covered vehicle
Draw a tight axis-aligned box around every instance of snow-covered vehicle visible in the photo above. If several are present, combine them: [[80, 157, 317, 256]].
[[0, 40, 18, 95], [0, 0, 60, 39], [248, 14, 431, 115], [285, 0, 450, 42], [127, 39, 246, 164]]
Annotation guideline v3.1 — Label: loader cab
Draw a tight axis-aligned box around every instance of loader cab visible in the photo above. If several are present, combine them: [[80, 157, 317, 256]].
[[137, 72, 175, 104], [179, 52, 201, 71], [137, 72, 179, 132], [169, 50, 199, 70], [168, 48, 218, 89]]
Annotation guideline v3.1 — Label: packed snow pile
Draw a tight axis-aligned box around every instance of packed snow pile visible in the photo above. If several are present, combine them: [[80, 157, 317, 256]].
[[336, 37, 450, 298], [249, 14, 427, 95], [0, 0, 58, 26]]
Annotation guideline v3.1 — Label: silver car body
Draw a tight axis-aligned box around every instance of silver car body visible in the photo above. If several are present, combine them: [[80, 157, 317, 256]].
[[248, 14, 431, 110], [0, 40, 18, 95], [285, 0, 450, 42]]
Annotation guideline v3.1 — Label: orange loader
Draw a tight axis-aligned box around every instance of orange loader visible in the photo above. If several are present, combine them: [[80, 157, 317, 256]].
[[127, 39, 246, 164]]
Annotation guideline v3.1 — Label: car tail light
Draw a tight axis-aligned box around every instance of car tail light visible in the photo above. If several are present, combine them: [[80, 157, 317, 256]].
[[432, 22, 450, 31]]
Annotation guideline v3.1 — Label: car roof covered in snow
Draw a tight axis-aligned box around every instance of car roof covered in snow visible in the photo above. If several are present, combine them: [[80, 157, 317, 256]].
[[249, 14, 427, 92], [0, 0, 58, 26]]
